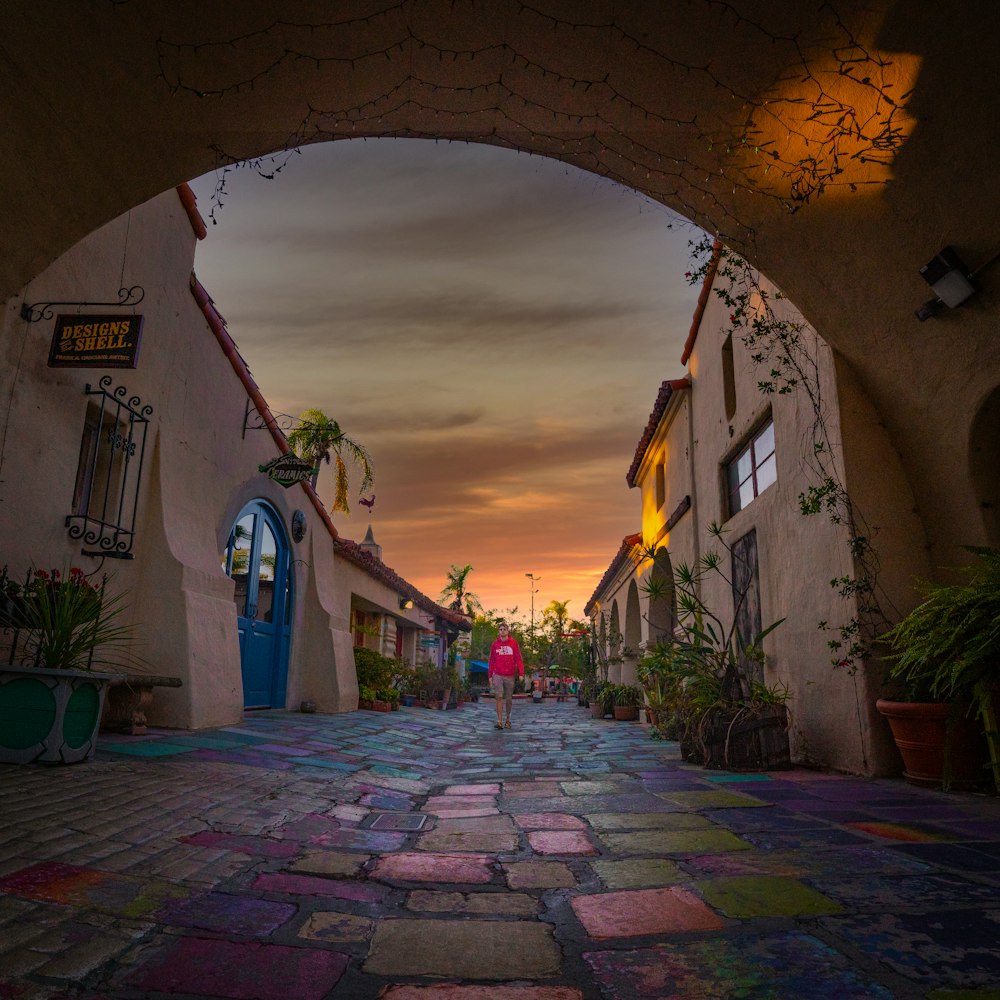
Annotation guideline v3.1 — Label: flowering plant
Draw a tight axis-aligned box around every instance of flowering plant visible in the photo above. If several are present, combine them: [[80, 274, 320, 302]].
[[0, 565, 136, 672]]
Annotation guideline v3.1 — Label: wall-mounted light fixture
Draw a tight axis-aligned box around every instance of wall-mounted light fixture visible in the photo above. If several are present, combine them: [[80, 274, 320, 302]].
[[916, 245, 976, 320], [399, 597, 414, 610]]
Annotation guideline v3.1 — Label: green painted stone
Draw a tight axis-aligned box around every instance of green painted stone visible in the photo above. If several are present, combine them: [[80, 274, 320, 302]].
[[64, 682, 100, 748], [598, 829, 751, 855], [591, 858, 684, 888], [0, 676, 55, 749], [699, 875, 843, 917]]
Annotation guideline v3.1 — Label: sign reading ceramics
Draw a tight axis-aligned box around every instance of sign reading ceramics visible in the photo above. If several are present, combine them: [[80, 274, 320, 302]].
[[259, 454, 318, 488], [48, 314, 144, 369]]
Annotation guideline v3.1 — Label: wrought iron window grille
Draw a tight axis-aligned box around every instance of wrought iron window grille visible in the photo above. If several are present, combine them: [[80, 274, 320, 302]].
[[66, 375, 153, 560]]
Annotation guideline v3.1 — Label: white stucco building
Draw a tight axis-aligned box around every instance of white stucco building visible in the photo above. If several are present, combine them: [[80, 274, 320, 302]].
[[0, 186, 468, 730], [587, 251, 927, 777]]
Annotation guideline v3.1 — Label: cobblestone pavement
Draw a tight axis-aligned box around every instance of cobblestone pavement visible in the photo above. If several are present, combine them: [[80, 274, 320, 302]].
[[1, 700, 999, 1000]]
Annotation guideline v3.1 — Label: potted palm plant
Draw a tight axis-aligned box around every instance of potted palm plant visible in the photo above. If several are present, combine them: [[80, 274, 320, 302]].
[[0, 566, 135, 764], [663, 525, 790, 771], [877, 546, 1000, 792], [610, 683, 643, 721]]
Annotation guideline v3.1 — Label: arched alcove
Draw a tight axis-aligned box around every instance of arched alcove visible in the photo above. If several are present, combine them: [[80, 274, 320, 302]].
[[646, 549, 677, 645], [970, 386, 1000, 545], [622, 579, 643, 686], [608, 602, 622, 685]]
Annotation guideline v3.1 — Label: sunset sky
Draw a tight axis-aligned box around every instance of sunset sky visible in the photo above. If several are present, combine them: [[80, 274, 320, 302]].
[[189, 139, 701, 621]]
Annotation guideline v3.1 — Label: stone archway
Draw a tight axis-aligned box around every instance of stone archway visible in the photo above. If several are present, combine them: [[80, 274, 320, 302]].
[[2, 2, 999, 584]]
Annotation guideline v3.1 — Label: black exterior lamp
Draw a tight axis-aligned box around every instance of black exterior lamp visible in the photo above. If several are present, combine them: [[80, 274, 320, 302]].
[[916, 246, 976, 320]]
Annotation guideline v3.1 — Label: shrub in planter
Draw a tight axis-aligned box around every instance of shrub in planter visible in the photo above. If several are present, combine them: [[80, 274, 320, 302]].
[[610, 683, 643, 721], [878, 546, 1000, 792], [641, 525, 789, 770], [0, 566, 139, 764]]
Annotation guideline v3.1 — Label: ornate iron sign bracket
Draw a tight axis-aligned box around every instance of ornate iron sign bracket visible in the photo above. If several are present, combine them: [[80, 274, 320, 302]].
[[20, 285, 145, 323]]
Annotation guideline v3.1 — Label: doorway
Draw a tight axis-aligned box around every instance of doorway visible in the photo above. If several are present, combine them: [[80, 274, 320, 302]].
[[222, 500, 293, 708]]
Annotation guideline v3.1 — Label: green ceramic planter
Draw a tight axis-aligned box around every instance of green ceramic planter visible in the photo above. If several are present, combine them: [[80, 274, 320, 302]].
[[0, 666, 118, 764]]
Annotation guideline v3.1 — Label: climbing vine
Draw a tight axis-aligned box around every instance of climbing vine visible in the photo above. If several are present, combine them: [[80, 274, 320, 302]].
[[685, 235, 893, 676]]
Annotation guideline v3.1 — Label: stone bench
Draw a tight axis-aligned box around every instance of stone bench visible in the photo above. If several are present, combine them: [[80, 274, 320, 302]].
[[101, 674, 183, 735]]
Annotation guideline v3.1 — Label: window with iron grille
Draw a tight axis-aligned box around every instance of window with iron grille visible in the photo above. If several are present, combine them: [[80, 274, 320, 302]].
[[67, 375, 152, 559]]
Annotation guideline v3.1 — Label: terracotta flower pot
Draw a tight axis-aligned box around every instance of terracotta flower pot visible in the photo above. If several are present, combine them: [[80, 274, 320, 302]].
[[876, 699, 988, 790], [613, 705, 640, 721]]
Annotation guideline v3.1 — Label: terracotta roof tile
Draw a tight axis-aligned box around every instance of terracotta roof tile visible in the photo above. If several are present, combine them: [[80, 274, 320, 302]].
[[176, 183, 207, 240], [584, 532, 641, 617], [625, 378, 690, 488], [680, 238, 722, 365]]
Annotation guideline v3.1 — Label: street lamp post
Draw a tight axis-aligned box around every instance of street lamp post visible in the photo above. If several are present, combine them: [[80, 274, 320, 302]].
[[525, 573, 540, 679]]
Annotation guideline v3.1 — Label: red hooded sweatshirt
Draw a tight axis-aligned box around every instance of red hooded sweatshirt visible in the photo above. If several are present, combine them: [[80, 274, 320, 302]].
[[488, 634, 524, 679]]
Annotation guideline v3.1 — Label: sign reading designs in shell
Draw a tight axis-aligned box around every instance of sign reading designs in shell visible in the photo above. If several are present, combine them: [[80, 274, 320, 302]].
[[49, 314, 144, 368], [259, 454, 318, 488]]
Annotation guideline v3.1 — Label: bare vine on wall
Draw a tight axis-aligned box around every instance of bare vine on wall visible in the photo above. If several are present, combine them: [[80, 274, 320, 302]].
[[686, 235, 894, 676], [154, 1, 913, 235]]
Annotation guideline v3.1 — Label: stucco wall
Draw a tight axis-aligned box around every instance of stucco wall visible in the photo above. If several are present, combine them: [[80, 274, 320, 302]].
[[0, 190, 359, 727], [591, 265, 915, 776]]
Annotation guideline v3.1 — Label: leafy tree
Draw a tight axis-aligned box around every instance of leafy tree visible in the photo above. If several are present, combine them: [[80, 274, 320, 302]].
[[439, 563, 483, 616], [286, 408, 374, 514]]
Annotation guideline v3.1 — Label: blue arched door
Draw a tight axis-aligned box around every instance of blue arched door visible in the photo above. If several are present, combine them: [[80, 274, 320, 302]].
[[222, 501, 292, 709]]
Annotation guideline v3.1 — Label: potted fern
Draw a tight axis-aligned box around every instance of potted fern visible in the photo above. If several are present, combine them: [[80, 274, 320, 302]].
[[877, 546, 999, 792]]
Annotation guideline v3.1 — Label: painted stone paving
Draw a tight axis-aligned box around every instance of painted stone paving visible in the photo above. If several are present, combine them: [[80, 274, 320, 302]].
[[2, 701, 999, 999], [823, 908, 1000, 987], [584, 931, 895, 999]]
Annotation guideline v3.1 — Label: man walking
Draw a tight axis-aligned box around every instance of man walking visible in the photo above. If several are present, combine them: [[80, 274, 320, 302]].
[[488, 621, 524, 730]]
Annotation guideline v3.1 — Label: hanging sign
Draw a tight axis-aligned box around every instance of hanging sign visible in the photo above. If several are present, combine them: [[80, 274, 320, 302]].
[[48, 314, 143, 369], [259, 454, 318, 488]]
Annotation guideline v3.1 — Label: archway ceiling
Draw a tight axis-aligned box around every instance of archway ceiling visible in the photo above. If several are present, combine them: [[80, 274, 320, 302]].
[[2, 1, 998, 554]]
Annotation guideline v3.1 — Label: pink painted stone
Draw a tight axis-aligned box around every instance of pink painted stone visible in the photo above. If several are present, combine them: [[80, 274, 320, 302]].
[[425, 796, 500, 813], [125, 936, 347, 1000], [527, 831, 597, 855], [382, 988, 583, 999], [372, 853, 494, 883], [427, 807, 498, 819], [252, 872, 386, 903], [514, 813, 586, 830], [444, 784, 500, 796], [571, 887, 725, 939]]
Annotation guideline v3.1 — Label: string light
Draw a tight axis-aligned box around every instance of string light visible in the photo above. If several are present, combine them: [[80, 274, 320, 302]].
[[159, 1, 908, 243]]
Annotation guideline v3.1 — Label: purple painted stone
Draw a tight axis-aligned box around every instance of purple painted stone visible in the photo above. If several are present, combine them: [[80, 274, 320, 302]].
[[125, 936, 348, 1000], [156, 892, 297, 936], [181, 832, 299, 859], [275, 813, 342, 841], [252, 744, 317, 756], [252, 872, 386, 903], [310, 829, 406, 851], [444, 783, 500, 796]]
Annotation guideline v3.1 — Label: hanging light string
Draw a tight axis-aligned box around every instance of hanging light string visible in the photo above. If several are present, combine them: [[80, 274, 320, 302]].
[[157, 1, 909, 240]]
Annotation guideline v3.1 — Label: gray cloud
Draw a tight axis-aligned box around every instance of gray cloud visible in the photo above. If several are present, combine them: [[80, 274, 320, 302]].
[[190, 138, 697, 611]]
